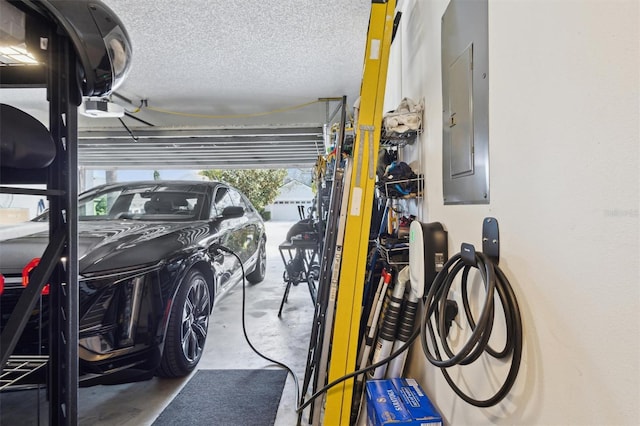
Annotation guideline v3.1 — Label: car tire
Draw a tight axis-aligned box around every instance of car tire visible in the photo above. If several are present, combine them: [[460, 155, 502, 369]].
[[247, 238, 266, 284], [156, 269, 211, 377]]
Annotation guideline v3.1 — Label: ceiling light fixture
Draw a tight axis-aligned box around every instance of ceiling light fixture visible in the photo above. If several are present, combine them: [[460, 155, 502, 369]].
[[0, 1, 39, 65], [0, 45, 38, 64]]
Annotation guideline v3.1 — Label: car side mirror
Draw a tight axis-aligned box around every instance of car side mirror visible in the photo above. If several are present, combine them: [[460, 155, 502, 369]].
[[208, 206, 244, 231], [220, 206, 244, 219]]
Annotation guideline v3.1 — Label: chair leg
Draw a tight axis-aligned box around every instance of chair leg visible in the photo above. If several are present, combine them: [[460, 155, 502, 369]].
[[307, 277, 317, 304], [278, 281, 293, 317]]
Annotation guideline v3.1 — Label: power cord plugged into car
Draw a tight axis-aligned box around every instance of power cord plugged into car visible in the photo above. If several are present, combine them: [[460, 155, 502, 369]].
[[211, 244, 417, 425], [210, 244, 300, 413]]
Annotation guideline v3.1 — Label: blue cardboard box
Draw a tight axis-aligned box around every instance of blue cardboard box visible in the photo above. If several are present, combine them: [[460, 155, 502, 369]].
[[365, 379, 412, 425], [365, 378, 442, 426], [390, 378, 442, 425]]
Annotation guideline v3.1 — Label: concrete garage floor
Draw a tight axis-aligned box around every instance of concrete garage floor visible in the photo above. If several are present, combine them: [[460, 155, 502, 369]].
[[0, 220, 318, 425]]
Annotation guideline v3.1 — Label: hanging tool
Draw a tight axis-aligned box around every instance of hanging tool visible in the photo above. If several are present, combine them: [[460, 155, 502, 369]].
[[370, 265, 409, 379], [385, 269, 422, 378], [358, 196, 390, 345], [356, 268, 392, 374], [352, 268, 392, 424]]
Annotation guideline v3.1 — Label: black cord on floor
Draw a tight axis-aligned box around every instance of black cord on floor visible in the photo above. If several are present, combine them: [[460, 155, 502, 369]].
[[215, 245, 301, 408]]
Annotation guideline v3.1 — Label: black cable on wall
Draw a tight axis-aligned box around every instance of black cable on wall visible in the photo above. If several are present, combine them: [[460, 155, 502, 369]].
[[419, 246, 523, 407]]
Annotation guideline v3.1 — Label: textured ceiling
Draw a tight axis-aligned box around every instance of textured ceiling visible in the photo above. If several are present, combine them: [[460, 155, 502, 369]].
[[2, 0, 373, 169], [99, 0, 371, 129]]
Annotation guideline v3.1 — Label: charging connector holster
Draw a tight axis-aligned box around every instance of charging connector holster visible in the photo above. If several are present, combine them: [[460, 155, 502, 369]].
[[410, 221, 449, 294]]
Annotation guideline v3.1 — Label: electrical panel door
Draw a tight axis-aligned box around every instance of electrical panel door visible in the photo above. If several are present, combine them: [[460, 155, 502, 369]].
[[442, 0, 489, 204]]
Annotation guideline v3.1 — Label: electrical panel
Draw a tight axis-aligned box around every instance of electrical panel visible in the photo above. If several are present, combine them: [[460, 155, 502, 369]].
[[441, 0, 489, 204]]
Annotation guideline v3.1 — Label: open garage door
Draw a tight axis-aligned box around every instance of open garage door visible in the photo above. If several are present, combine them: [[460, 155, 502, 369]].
[[78, 126, 324, 170]]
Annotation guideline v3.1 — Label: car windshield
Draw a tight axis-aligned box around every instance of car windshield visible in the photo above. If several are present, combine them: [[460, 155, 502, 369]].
[[33, 183, 207, 222], [80, 183, 206, 221]]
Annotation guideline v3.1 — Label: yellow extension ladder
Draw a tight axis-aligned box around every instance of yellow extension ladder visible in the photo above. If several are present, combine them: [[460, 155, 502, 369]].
[[322, 0, 396, 424]]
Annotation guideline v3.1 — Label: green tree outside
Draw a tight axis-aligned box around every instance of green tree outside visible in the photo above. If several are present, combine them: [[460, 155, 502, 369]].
[[199, 169, 287, 219], [94, 197, 107, 215]]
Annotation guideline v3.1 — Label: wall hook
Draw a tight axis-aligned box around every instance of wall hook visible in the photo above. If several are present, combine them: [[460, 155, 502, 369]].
[[482, 217, 499, 264]]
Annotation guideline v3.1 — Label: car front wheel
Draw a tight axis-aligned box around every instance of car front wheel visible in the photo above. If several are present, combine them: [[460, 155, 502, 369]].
[[157, 269, 211, 377], [247, 238, 266, 284]]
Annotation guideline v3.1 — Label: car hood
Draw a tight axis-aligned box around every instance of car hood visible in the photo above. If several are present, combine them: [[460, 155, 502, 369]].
[[0, 221, 211, 276]]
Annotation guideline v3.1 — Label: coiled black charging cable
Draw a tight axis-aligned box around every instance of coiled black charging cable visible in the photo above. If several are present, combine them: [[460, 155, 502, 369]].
[[420, 248, 523, 407]]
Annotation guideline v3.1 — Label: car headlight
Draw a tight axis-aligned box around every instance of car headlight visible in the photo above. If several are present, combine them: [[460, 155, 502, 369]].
[[79, 272, 147, 355]]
